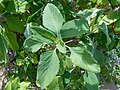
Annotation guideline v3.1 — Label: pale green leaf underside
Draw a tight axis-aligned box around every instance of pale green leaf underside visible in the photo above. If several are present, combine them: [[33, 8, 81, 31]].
[[37, 50, 59, 89], [23, 35, 43, 52], [43, 3, 64, 34], [70, 47, 100, 73]]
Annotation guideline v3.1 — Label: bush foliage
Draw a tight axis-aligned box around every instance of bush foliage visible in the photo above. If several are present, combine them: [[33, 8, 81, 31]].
[[0, 0, 120, 90]]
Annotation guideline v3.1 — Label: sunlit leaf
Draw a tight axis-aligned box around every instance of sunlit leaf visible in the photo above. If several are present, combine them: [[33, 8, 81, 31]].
[[43, 3, 64, 35], [37, 50, 59, 89], [69, 47, 100, 72]]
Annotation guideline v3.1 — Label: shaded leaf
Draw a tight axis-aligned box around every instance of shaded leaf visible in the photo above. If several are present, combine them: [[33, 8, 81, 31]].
[[84, 71, 99, 90], [100, 22, 111, 45], [6, 16, 25, 33], [0, 34, 8, 63], [6, 32, 19, 50], [114, 19, 120, 34], [7, 0, 28, 13], [47, 76, 64, 90], [60, 19, 89, 38], [93, 48, 105, 65]]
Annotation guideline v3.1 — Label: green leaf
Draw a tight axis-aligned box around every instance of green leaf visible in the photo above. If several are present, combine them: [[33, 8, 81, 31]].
[[23, 35, 44, 52], [60, 19, 89, 38], [6, 32, 19, 50], [100, 22, 111, 45], [30, 23, 59, 43], [4, 81, 12, 90], [6, 16, 25, 33], [7, 0, 28, 13], [47, 76, 64, 90], [43, 3, 64, 34], [107, 10, 119, 20], [19, 81, 31, 90], [114, 19, 120, 34], [64, 56, 73, 69], [83, 71, 99, 90], [99, 15, 117, 25], [11, 77, 20, 90], [24, 23, 32, 38], [0, 34, 8, 63], [93, 48, 105, 65], [37, 50, 59, 89], [69, 47, 100, 73], [111, 0, 120, 5], [4, 77, 20, 90], [56, 43, 66, 54]]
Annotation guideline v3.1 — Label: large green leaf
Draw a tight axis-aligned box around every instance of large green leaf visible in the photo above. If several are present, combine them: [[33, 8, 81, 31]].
[[6, 16, 25, 33], [83, 71, 99, 90], [60, 19, 89, 38], [43, 3, 64, 34], [6, 32, 19, 50], [23, 35, 44, 52], [30, 23, 59, 43], [0, 34, 8, 63], [37, 50, 59, 89], [69, 47, 100, 72], [47, 76, 64, 90]]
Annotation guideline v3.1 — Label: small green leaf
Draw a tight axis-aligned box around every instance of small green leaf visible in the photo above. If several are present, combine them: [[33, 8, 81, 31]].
[[60, 19, 89, 38], [24, 23, 32, 38], [93, 48, 105, 65], [0, 34, 8, 63], [47, 76, 64, 90], [84, 71, 99, 90], [6, 32, 19, 50], [114, 19, 120, 34], [43, 3, 64, 34], [19, 81, 31, 90], [100, 22, 111, 45], [4, 77, 20, 90], [7, 0, 28, 13], [56, 43, 66, 54], [37, 50, 59, 89], [11, 77, 20, 90], [4, 81, 12, 90], [69, 47, 100, 73], [64, 56, 73, 69]]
